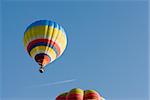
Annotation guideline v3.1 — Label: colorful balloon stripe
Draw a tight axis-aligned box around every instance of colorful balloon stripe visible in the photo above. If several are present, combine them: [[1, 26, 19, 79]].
[[27, 39, 61, 57], [67, 94, 83, 100]]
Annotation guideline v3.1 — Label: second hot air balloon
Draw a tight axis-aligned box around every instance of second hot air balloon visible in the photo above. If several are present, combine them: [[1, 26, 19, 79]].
[[23, 20, 67, 73], [56, 88, 105, 100]]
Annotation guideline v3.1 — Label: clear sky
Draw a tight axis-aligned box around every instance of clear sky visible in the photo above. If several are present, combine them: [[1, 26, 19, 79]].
[[1, 0, 149, 100]]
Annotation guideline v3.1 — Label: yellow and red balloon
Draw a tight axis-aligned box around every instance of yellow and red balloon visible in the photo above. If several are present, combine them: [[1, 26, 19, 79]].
[[23, 20, 67, 73], [56, 88, 105, 100]]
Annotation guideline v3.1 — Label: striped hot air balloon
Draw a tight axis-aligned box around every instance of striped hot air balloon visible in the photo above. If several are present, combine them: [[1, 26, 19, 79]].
[[23, 20, 67, 73], [56, 88, 105, 100]]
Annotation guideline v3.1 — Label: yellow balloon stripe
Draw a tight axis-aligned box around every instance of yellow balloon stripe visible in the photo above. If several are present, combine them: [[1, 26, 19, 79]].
[[84, 90, 98, 94], [55, 31, 67, 54], [69, 88, 84, 94], [30, 46, 57, 62], [24, 25, 65, 45]]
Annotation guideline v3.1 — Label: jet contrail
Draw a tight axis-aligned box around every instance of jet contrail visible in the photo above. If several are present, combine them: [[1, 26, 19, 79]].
[[26, 79, 76, 88]]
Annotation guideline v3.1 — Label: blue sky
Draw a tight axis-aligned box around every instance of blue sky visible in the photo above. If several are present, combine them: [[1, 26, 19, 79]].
[[0, 0, 149, 100]]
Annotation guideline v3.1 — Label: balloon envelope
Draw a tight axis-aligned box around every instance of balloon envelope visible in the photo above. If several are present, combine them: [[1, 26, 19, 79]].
[[56, 88, 105, 100], [23, 20, 67, 72]]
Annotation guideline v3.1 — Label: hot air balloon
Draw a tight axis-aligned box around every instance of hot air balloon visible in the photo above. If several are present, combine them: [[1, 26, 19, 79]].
[[56, 88, 105, 100], [23, 20, 67, 73]]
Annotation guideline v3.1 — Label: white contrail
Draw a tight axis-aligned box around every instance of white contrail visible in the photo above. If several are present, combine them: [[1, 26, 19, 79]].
[[26, 79, 76, 88]]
